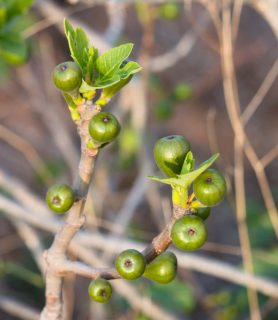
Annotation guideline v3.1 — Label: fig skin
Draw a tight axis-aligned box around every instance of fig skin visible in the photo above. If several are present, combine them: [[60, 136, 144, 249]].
[[143, 251, 177, 284]]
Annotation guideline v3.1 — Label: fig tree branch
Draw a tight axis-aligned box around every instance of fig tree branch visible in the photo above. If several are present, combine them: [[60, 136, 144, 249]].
[[1, 193, 278, 299]]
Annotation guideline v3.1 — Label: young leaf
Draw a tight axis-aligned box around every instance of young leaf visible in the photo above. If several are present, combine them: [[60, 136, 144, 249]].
[[79, 74, 121, 92], [93, 74, 121, 89], [147, 175, 181, 188], [96, 43, 133, 79], [178, 153, 219, 189], [148, 153, 219, 189], [180, 151, 195, 175], [118, 61, 142, 79], [85, 46, 98, 82], [64, 19, 89, 73], [101, 77, 132, 99]]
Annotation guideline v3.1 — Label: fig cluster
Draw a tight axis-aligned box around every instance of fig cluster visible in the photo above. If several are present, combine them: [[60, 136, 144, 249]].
[[88, 250, 178, 303], [47, 62, 122, 214], [49, 64, 227, 302], [154, 135, 227, 251], [52, 60, 121, 147]]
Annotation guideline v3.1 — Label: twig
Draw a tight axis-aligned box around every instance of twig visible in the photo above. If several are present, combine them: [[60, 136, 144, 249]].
[[261, 144, 278, 168], [35, 0, 110, 52], [41, 101, 98, 319], [250, 0, 278, 39], [0, 168, 49, 215], [200, 0, 222, 40], [72, 246, 180, 320], [186, 5, 220, 53], [16, 63, 79, 176], [232, 0, 244, 42], [241, 58, 278, 125], [13, 221, 45, 273], [110, 166, 149, 235], [0, 294, 40, 320], [149, 13, 210, 72], [1, 194, 278, 299], [205, 0, 278, 238], [221, 3, 261, 319]]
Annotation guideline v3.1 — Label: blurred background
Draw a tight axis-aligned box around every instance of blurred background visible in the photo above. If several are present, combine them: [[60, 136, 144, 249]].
[[0, 0, 277, 319]]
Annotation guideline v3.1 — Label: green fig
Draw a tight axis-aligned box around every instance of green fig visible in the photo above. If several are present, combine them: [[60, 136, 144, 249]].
[[153, 135, 191, 177], [115, 249, 146, 280], [195, 207, 211, 220], [171, 215, 207, 251], [88, 278, 112, 303], [143, 251, 177, 284]]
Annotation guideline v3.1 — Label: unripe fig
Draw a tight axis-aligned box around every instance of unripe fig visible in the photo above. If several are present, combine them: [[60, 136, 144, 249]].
[[89, 112, 121, 144], [195, 207, 211, 220], [171, 215, 207, 251], [143, 251, 177, 284], [193, 169, 226, 206], [52, 61, 82, 93], [153, 135, 190, 177], [115, 249, 146, 280], [88, 279, 112, 303], [46, 183, 74, 214]]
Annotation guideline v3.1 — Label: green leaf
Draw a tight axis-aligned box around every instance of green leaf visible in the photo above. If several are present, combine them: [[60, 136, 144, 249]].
[[101, 76, 132, 99], [147, 175, 179, 187], [118, 61, 141, 79], [180, 151, 195, 174], [148, 153, 219, 189], [64, 18, 89, 73], [79, 74, 121, 92], [0, 34, 28, 65], [81, 61, 141, 92], [96, 43, 133, 79], [178, 153, 219, 188], [85, 46, 98, 82]]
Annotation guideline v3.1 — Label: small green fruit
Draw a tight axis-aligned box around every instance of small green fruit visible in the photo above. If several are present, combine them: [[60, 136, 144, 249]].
[[171, 215, 207, 251], [88, 279, 112, 303], [153, 135, 191, 177], [159, 3, 179, 20], [46, 183, 74, 214], [195, 207, 211, 220], [143, 251, 177, 284], [52, 61, 82, 93], [193, 169, 226, 206], [89, 112, 121, 144], [115, 249, 146, 280], [173, 83, 192, 101]]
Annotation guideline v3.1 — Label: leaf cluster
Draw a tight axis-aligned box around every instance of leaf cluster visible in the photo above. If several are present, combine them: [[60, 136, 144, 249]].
[[149, 152, 218, 190], [148, 152, 219, 208], [64, 19, 141, 100]]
